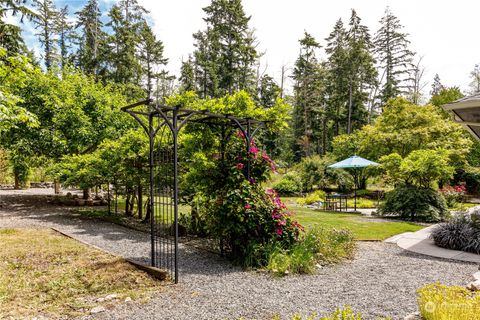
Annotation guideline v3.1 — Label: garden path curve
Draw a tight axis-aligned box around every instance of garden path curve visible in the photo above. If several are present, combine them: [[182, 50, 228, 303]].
[[0, 189, 478, 320], [385, 225, 480, 263]]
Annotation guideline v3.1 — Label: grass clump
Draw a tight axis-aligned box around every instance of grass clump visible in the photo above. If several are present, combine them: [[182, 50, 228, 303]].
[[0, 228, 161, 319], [271, 306, 385, 319], [417, 283, 480, 320], [267, 227, 355, 276]]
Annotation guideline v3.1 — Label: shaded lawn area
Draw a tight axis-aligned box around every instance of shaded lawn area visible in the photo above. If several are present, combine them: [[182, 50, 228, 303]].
[[282, 198, 424, 241], [0, 228, 161, 319]]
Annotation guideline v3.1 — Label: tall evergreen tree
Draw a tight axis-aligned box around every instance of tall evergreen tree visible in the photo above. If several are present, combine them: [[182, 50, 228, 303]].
[[32, 0, 59, 70], [292, 32, 325, 157], [257, 74, 280, 108], [75, 0, 104, 75], [430, 73, 443, 96], [56, 5, 73, 69], [0, 0, 35, 53], [325, 19, 348, 137], [179, 55, 196, 93], [373, 7, 414, 106], [138, 22, 167, 96], [106, 0, 147, 84], [191, 0, 258, 98], [345, 9, 377, 134]]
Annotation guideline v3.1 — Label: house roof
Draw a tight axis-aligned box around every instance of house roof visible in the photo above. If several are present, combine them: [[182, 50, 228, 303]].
[[442, 94, 480, 141]]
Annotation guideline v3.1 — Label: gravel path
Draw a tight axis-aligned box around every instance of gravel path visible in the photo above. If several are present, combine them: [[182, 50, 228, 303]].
[[0, 189, 478, 320]]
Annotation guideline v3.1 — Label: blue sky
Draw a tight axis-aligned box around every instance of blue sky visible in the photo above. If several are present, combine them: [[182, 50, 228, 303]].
[[10, 0, 480, 97]]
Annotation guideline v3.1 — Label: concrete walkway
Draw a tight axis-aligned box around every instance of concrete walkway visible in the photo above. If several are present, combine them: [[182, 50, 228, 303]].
[[385, 225, 480, 263]]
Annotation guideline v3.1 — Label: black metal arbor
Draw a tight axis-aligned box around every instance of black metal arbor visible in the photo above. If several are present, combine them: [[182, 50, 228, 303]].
[[122, 99, 267, 283]]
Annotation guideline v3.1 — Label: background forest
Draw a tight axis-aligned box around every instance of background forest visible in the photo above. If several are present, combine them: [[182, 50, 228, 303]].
[[1, 0, 480, 215]]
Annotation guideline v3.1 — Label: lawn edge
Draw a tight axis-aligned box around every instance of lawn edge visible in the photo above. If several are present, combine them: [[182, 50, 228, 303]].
[[49, 227, 168, 281]]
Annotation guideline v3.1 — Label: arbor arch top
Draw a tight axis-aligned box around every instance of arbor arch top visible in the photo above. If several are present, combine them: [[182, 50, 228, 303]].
[[122, 99, 268, 283]]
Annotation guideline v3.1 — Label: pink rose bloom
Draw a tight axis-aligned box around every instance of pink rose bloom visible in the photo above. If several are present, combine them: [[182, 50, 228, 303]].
[[244, 203, 251, 209], [276, 228, 283, 236], [236, 163, 244, 170], [249, 146, 258, 154]]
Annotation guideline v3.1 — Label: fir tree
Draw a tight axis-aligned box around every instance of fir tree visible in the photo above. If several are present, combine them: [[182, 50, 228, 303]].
[[257, 74, 280, 108], [75, 0, 104, 75], [138, 22, 167, 96], [0, 0, 35, 53], [345, 9, 377, 133], [32, 0, 59, 70], [292, 32, 325, 157], [56, 5, 73, 69], [106, 1, 145, 84], [373, 7, 414, 106], [179, 55, 196, 93], [191, 0, 258, 98], [430, 73, 443, 96], [325, 18, 348, 137]]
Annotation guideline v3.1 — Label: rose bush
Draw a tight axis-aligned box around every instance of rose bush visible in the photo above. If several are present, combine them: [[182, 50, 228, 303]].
[[186, 129, 303, 267]]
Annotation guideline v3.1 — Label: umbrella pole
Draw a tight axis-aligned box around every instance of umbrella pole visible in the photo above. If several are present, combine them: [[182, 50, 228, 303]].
[[354, 170, 357, 212]]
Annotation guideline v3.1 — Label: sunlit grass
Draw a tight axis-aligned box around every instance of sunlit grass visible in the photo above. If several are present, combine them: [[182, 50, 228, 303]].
[[283, 197, 423, 241], [0, 228, 161, 319]]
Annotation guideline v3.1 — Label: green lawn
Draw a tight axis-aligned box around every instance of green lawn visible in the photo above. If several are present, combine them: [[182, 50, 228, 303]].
[[283, 198, 424, 241]]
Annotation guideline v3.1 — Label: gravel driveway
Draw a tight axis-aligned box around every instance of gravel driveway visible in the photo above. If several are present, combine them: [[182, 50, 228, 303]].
[[0, 189, 477, 320]]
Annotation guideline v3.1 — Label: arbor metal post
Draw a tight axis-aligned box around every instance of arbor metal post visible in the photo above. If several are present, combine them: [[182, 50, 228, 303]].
[[149, 114, 155, 267], [172, 106, 179, 284]]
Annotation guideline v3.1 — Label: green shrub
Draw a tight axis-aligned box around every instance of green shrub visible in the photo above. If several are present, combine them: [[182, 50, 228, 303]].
[[431, 213, 480, 254], [297, 190, 326, 205], [271, 306, 364, 320], [417, 283, 480, 320], [378, 185, 449, 222], [272, 173, 302, 195], [267, 227, 355, 276], [294, 155, 353, 192], [353, 198, 378, 209]]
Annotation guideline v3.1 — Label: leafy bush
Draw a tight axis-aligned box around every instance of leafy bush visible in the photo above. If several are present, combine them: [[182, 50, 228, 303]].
[[453, 168, 480, 194], [297, 190, 326, 205], [417, 283, 480, 320], [191, 132, 304, 267], [439, 185, 467, 208], [380, 149, 455, 188], [294, 155, 353, 192], [267, 227, 355, 276], [272, 306, 365, 320], [272, 173, 302, 195], [378, 185, 449, 222], [431, 213, 480, 254]]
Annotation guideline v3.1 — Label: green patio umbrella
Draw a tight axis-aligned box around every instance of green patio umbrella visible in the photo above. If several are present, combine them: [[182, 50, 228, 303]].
[[328, 155, 379, 212]]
